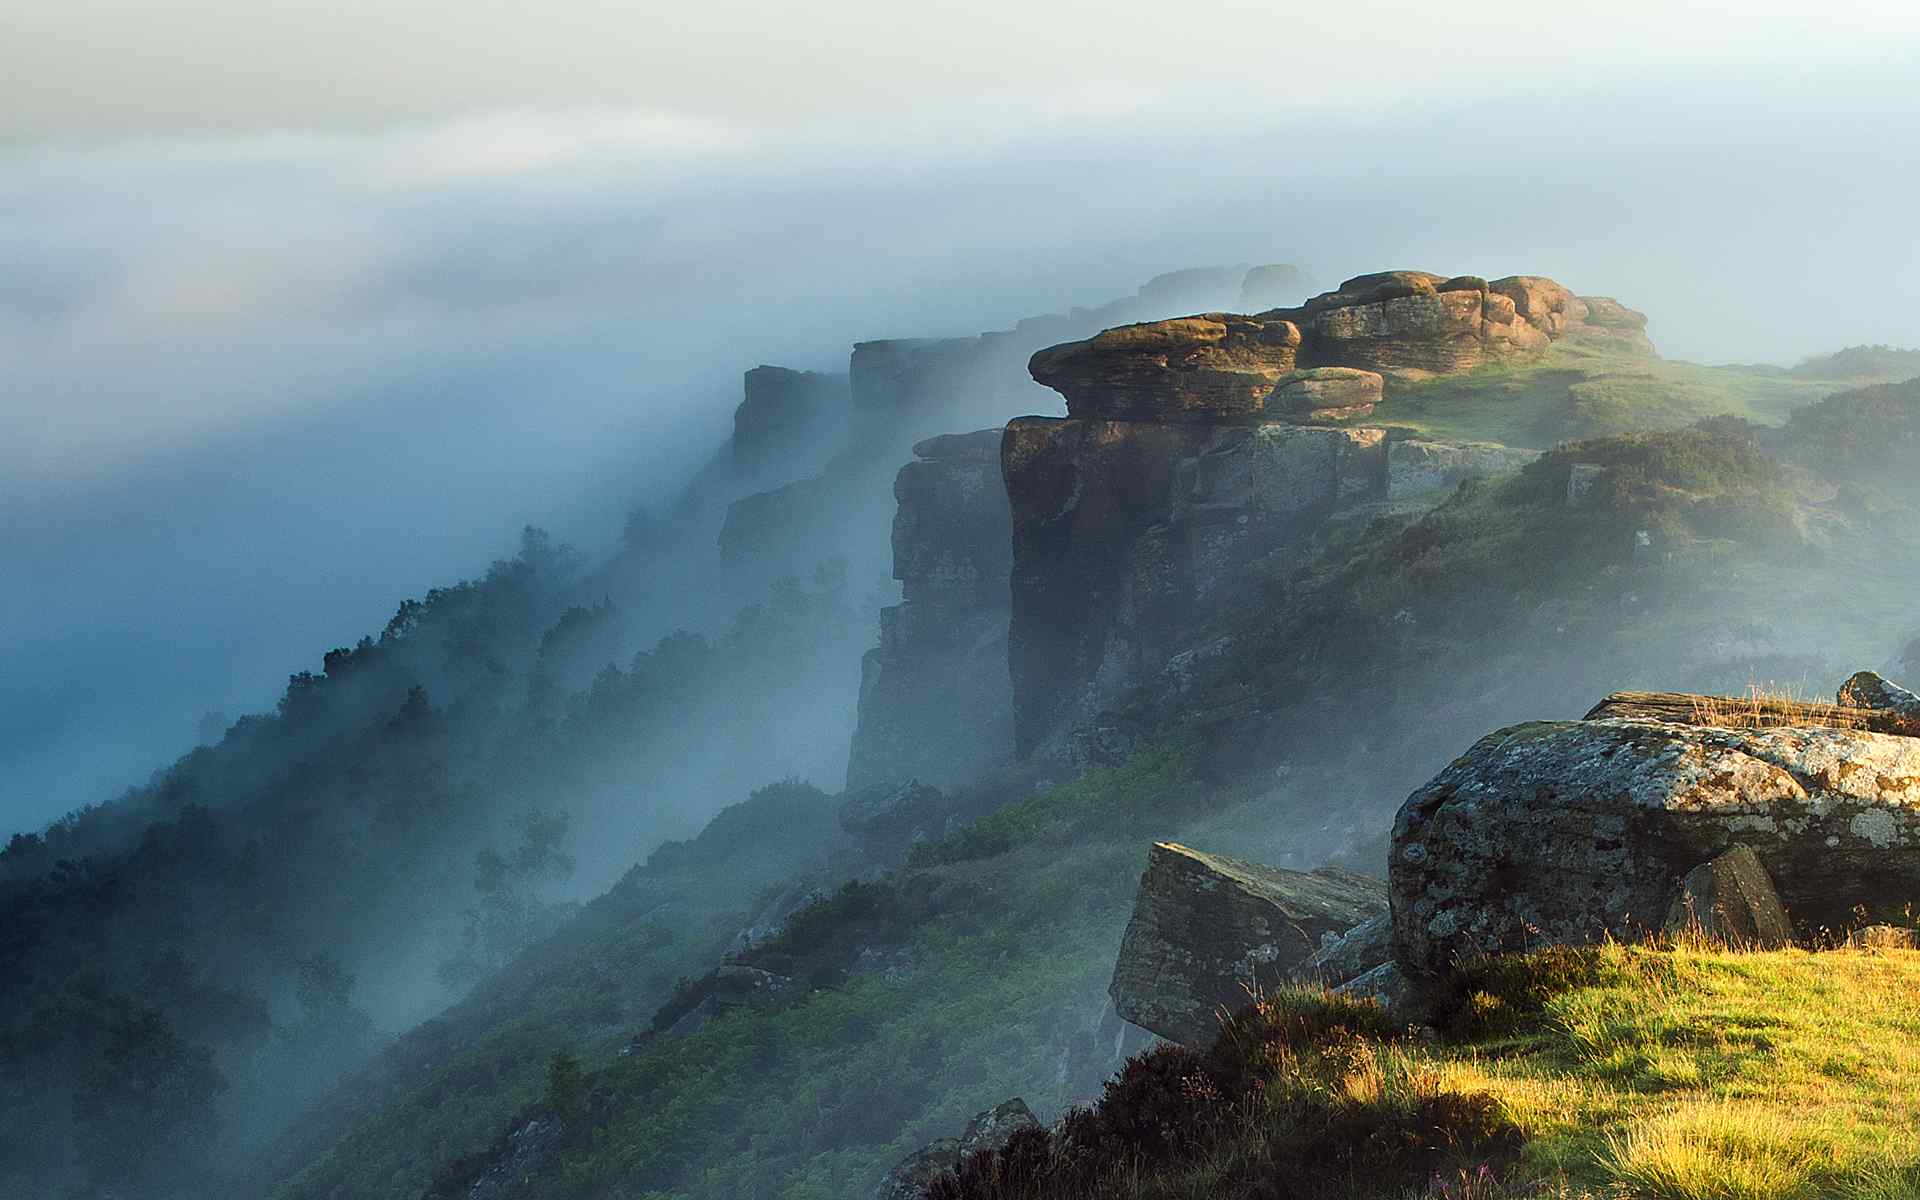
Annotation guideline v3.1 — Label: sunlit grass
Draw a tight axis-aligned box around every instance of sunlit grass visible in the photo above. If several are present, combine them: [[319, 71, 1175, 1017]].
[[1425, 943, 1920, 1199]]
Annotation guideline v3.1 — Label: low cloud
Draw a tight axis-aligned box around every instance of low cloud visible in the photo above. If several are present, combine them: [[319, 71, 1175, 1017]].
[[2, 66, 1917, 828]]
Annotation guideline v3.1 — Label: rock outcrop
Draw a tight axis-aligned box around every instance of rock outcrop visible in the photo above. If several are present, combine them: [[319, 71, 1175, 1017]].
[[1109, 842, 1387, 1046], [1005, 267, 1628, 757], [732, 365, 850, 474], [1261, 270, 1655, 376], [716, 474, 841, 568], [837, 779, 951, 864], [1267, 367, 1383, 423], [847, 430, 1013, 790], [1027, 314, 1303, 422], [1390, 712, 1920, 978], [1003, 418, 1385, 755], [1838, 671, 1920, 731]]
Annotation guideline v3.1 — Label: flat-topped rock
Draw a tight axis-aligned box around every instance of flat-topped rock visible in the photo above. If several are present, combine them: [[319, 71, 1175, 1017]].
[[1027, 314, 1303, 421], [1390, 716, 1920, 978], [1110, 842, 1387, 1045], [1299, 285, 1549, 374]]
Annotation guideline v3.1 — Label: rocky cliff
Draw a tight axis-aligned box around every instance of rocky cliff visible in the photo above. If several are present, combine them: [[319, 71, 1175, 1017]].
[[1003, 417, 1388, 755], [847, 430, 1013, 790], [732, 365, 851, 475], [1004, 268, 1615, 757], [717, 266, 1306, 595]]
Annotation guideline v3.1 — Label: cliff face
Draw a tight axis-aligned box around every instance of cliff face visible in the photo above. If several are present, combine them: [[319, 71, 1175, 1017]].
[[1004, 418, 1386, 756], [847, 430, 1013, 790], [1002, 269, 1644, 758], [732, 365, 850, 475], [718, 266, 1307, 590]]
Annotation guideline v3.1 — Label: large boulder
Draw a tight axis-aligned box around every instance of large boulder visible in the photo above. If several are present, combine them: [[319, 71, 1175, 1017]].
[[1110, 842, 1387, 1045], [1027, 314, 1303, 421], [1390, 718, 1920, 978]]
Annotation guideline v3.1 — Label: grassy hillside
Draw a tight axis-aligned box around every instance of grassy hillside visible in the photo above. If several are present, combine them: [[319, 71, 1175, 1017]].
[[1373, 343, 1844, 447], [930, 940, 1920, 1200], [261, 373, 1920, 1200]]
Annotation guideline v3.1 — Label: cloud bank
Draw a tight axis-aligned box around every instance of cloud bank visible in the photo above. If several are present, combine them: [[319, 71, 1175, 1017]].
[[3, 65, 1918, 828]]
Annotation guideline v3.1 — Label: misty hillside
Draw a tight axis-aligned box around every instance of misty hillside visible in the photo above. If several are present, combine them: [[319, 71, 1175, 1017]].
[[8, 253, 1919, 1200], [0, 265, 1313, 1198]]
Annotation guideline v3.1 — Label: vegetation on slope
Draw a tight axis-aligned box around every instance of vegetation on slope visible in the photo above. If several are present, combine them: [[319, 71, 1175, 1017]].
[[937, 940, 1920, 1200], [1370, 343, 1842, 448], [328, 382, 1920, 1200]]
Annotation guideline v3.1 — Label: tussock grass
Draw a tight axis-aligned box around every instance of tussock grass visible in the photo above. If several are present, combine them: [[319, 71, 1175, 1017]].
[[1688, 682, 1866, 731]]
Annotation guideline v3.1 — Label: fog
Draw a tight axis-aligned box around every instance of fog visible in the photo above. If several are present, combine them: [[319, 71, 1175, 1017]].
[[5, 63, 1920, 832]]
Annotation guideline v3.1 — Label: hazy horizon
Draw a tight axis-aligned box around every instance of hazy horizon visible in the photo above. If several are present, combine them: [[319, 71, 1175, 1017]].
[[5, 8, 1920, 830]]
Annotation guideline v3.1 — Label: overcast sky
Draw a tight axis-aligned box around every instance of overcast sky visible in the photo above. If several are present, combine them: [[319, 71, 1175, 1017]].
[[4, 2, 1920, 829], [5, 0, 1920, 143]]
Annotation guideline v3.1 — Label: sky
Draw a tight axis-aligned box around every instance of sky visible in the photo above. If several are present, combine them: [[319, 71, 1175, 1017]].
[[4, 1, 1920, 829]]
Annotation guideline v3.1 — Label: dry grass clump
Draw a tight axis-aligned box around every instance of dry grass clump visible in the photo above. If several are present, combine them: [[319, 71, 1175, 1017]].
[[1687, 682, 1865, 731]]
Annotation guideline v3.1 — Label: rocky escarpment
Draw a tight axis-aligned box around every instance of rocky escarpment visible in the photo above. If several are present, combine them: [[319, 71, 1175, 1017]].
[[1004, 417, 1386, 754], [1029, 272, 1653, 415], [1004, 268, 1629, 758], [717, 267, 1304, 609], [1107, 843, 1387, 1046], [847, 430, 1013, 790], [1389, 677, 1920, 978]]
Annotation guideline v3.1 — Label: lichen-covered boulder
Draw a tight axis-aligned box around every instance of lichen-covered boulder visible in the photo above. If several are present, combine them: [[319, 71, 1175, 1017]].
[[1662, 845, 1795, 947], [1110, 842, 1387, 1045], [1027, 314, 1303, 421], [1390, 718, 1920, 978]]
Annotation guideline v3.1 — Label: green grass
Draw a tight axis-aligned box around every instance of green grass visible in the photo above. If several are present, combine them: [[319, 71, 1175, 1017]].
[[1372, 344, 1843, 448], [934, 941, 1920, 1200], [1450, 942, 1920, 1199]]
